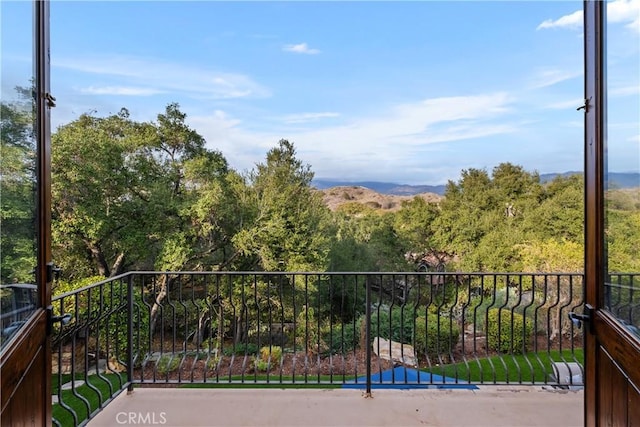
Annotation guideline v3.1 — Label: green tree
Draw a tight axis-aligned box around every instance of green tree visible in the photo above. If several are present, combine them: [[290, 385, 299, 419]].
[[432, 168, 493, 261], [0, 92, 36, 283], [392, 196, 440, 255], [52, 108, 157, 278], [518, 238, 583, 273], [526, 174, 583, 242], [51, 103, 235, 279], [149, 104, 240, 272], [491, 163, 542, 204], [212, 140, 335, 343], [232, 139, 331, 272], [329, 205, 409, 272], [432, 163, 548, 272], [606, 209, 640, 272]]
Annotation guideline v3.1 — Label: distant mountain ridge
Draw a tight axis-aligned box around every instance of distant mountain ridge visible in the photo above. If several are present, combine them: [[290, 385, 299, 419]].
[[313, 172, 639, 196], [312, 180, 447, 196]]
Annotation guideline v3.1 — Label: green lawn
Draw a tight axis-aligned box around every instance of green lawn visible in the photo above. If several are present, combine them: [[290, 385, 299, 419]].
[[424, 349, 584, 384], [179, 349, 583, 387], [179, 350, 584, 387], [50, 350, 583, 425], [52, 372, 126, 427]]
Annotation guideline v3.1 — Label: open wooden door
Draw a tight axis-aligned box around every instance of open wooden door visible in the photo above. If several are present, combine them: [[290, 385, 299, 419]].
[[0, 1, 53, 425], [583, 1, 640, 426]]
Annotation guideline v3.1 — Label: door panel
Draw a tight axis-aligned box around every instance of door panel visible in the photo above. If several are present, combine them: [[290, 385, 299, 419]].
[[594, 313, 640, 387], [0, 1, 52, 425], [629, 384, 640, 427], [596, 344, 640, 427], [0, 314, 47, 426], [584, 0, 640, 426]]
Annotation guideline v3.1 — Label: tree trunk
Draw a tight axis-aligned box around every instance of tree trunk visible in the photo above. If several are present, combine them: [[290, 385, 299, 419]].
[[110, 252, 125, 277], [233, 306, 246, 345], [149, 274, 169, 337], [84, 239, 110, 277], [217, 305, 224, 350], [194, 307, 211, 347]]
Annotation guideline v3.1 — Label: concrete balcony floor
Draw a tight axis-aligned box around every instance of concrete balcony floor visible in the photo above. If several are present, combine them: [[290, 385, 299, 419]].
[[88, 386, 583, 427]]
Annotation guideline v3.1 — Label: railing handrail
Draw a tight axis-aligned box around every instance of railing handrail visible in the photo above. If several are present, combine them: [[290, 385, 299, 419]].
[[51, 270, 592, 301], [52, 272, 133, 300]]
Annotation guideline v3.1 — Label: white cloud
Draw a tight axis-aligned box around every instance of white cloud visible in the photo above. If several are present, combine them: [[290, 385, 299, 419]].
[[544, 98, 584, 110], [189, 92, 518, 181], [609, 0, 640, 32], [281, 112, 339, 124], [565, 120, 584, 128], [188, 111, 274, 173], [54, 55, 271, 99], [537, 10, 583, 31], [610, 85, 640, 96], [529, 68, 581, 89], [78, 86, 164, 96], [283, 43, 321, 55], [629, 134, 640, 143], [537, 0, 640, 33]]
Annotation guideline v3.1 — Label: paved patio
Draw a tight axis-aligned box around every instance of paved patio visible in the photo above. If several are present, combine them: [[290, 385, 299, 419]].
[[88, 386, 583, 427]]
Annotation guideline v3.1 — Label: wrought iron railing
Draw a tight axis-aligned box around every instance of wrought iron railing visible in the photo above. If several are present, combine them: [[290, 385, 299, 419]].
[[49, 271, 612, 426], [51, 275, 131, 427], [606, 273, 640, 337]]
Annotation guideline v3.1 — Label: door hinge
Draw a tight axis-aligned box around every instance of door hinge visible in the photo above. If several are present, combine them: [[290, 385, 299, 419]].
[[569, 304, 594, 334]]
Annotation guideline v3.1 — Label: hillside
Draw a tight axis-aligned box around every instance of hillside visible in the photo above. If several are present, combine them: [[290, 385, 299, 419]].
[[314, 172, 639, 196], [313, 179, 446, 195], [319, 185, 441, 212], [319, 182, 639, 213]]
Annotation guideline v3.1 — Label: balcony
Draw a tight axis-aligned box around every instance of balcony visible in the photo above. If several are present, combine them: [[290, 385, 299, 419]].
[[86, 387, 583, 427], [48, 271, 630, 426]]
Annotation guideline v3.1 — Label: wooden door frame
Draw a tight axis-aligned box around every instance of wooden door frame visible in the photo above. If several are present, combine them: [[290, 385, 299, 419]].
[[583, 0, 606, 424], [0, 1, 52, 425], [36, 0, 53, 423], [584, 1, 640, 426]]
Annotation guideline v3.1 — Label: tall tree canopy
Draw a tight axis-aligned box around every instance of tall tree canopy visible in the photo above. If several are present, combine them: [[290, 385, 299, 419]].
[[1, 90, 36, 283], [232, 139, 332, 271], [51, 104, 238, 278]]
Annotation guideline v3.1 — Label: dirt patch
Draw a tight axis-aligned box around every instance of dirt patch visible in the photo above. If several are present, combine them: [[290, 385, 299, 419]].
[[56, 332, 584, 381], [132, 333, 584, 382], [133, 351, 396, 382], [319, 186, 441, 212]]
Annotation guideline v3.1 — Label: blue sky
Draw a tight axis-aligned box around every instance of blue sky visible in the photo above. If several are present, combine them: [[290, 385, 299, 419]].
[[2, 1, 639, 185]]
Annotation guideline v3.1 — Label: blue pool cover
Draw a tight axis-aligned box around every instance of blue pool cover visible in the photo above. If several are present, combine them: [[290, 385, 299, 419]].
[[342, 366, 479, 390]]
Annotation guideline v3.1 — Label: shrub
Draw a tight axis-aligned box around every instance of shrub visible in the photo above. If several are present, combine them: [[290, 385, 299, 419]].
[[254, 346, 283, 371], [206, 352, 221, 370], [486, 308, 533, 354], [222, 342, 259, 357], [294, 306, 327, 354], [414, 314, 460, 358], [381, 201, 395, 210], [260, 345, 283, 362], [369, 305, 417, 344], [322, 321, 361, 354], [156, 354, 180, 375]]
